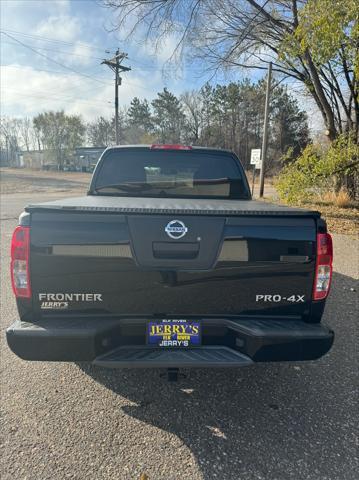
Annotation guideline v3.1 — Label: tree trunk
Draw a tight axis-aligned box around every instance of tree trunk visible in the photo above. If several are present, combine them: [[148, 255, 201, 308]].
[[304, 51, 337, 140]]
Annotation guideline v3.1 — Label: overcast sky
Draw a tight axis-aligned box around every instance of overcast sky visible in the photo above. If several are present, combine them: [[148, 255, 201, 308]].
[[0, 0, 323, 132]]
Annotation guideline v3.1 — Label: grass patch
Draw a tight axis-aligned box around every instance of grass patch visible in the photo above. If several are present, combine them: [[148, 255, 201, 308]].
[[320, 189, 353, 208]]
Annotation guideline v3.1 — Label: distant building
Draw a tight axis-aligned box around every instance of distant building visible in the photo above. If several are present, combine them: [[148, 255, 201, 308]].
[[16, 147, 106, 171], [75, 147, 106, 172], [21, 150, 45, 169]]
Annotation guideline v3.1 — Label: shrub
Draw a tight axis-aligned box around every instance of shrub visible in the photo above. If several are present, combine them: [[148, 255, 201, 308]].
[[276, 133, 359, 204]]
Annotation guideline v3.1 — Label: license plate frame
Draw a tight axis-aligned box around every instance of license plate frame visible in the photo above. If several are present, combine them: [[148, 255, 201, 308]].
[[147, 319, 201, 348]]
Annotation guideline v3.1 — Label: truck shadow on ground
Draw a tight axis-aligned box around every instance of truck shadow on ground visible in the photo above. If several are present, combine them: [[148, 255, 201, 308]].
[[78, 272, 357, 478]]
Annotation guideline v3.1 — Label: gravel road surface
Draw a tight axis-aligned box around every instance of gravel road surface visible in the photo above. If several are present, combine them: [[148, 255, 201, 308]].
[[1, 174, 358, 480]]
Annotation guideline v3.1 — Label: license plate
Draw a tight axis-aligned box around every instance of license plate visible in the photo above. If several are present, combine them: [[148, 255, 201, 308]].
[[147, 319, 201, 347]]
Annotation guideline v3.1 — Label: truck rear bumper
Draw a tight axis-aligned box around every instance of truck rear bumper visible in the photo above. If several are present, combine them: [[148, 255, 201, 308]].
[[6, 317, 334, 367]]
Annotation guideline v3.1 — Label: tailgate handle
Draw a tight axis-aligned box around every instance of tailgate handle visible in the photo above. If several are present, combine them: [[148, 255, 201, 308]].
[[152, 242, 199, 259]]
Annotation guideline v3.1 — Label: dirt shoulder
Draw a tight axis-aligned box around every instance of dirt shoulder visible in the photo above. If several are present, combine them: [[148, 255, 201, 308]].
[[302, 202, 358, 236], [0, 168, 91, 195]]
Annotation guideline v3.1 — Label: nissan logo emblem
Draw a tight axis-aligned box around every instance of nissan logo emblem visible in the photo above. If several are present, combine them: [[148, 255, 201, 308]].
[[165, 220, 188, 239]]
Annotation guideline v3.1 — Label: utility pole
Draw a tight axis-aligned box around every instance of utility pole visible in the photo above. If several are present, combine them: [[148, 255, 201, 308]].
[[259, 61, 272, 198], [102, 50, 131, 144]]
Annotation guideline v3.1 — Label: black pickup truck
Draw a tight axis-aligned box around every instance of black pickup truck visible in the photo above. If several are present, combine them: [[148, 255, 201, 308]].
[[7, 145, 334, 375]]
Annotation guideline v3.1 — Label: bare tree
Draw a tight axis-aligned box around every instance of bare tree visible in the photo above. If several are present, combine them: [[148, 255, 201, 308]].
[[31, 124, 42, 151], [18, 118, 34, 152], [180, 90, 203, 142], [103, 0, 358, 141], [0, 117, 21, 165], [87, 116, 115, 147]]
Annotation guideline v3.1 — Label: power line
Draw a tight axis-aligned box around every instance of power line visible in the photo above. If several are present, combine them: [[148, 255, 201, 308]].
[[2, 63, 150, 97], [1, 32, 200, 74], [1, 30, 206, 86], [1, 65, 113, 102], [1, 28, 111, 53], [2, 63, 113, 86], [1, 32, 150, 93], [0, 31, 112, 86], [1, 31, 187, 111], [1, 28, 208, 76], [1, 40, 104, 61], [1, 64, 62, 77], [2, 63, 95, 78]]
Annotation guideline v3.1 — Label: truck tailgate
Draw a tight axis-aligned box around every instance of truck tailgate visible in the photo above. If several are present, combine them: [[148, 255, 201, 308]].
[[27, 197, 318, 320]]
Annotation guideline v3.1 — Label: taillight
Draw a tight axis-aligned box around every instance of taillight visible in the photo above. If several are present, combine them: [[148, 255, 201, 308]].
[[313, 233, 333, 300], [150, 144, 192, 150], [10, 226, 31, 298]]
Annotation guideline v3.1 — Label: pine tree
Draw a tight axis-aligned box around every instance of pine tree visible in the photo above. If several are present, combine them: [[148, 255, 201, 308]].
[[152, 88, 185, 143], [127, 97, 153, 131]]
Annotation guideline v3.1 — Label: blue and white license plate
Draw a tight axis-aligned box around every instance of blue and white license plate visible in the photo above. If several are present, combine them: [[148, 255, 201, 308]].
[[147, 319, 201, 347]]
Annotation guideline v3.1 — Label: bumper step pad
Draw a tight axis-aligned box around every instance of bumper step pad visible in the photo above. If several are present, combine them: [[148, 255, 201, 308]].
[[7, 318, 333, 364], [93, 346, 253, 368]]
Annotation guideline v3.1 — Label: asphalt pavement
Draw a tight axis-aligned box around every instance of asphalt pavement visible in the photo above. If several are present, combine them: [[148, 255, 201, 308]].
[[0, 187, 358, 480]]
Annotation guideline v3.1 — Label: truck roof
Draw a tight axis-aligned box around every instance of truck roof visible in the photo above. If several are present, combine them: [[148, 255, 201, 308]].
[[103, 145, 236, 155]]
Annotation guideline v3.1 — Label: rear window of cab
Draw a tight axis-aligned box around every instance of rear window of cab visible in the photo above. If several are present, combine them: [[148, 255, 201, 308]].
[[92, 149, 250, 199]]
